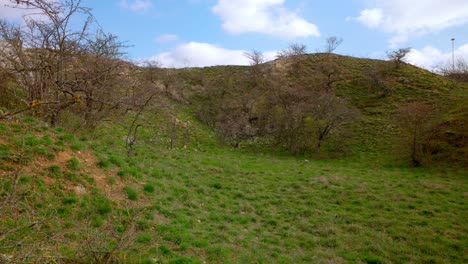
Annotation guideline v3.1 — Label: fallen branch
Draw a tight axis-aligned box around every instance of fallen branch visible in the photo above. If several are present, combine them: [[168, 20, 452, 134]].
[[0, 220, 44, 241], [0, 100, 60, 120]]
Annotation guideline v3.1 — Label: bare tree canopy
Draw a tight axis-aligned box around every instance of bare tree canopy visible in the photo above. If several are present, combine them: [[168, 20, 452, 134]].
[[396, 102, 435, 166], [276, 43, 307, 58], [387, 48, 411, 68], [437, 58, 468, 82], [0, 0, 127, 126], [324, 36, 343, 53], [244, 50, 264, 66]]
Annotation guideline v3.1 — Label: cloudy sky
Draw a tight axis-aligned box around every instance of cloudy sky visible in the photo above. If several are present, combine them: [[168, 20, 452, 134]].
[[1, 0, 468, 69]]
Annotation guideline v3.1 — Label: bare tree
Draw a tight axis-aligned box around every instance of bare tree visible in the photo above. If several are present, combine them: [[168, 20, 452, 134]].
[[437, 57, 468, 82], [387, 47, 411, 68], [0, 0, 126, 126], [324, 36, 343, 53], [275, 43, 309, 80], [244, 50, 264, 66], [276, 43, 307, 58], [244, 49, 266, 88], [313, 56, 343, 92], [309, 93, 359, 151], [396, 102, 435, 166], [126, 93, 156, 156], [255, 72, 359, 154], [139, 60, 162, 84]]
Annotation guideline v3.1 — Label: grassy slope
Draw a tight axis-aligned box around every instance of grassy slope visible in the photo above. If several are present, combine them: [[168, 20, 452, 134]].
[[174, 55, 467, 162], [1, 113, 467, 263], [98, 116, 468, 263], [330, 55, 463, 157], [1, 56, 467, 263]]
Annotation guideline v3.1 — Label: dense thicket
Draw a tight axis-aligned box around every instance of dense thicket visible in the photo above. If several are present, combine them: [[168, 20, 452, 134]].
[[188, 51, 360, 155], [0, 0, 160, 129]]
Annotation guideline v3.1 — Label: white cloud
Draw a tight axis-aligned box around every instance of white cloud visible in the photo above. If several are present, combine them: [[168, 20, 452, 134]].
[[156, 34, 179, 43], [212, 0, 320, 39], [355, 8, 383, 28], [0, 0, 28, 20], [353, 0, 468, 46], [407, 43, 468, 70], [119, 0, 152, 12], [0, 0, 49, 21], [147, 42, 277, 68]]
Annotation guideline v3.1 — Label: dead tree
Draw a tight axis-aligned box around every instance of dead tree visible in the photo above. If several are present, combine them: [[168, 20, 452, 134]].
[[126, 93, 156, 156], [324, 36, 343, 53], [387, 48, 411, 68]]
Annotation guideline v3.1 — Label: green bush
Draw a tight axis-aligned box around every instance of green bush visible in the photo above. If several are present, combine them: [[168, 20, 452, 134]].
[[42, 135, 53, 145], [108, 155, 124, 167], [19, 175, 32, 183], [136, 233, 152, 243], [117, 169, 127, 177], [137, 220, 150, 231], [124, 187, 138, 200], [0, 144, 11, 161], [47, 165, 62, 178], [94, 196, 112, 215], [143, 183, 155, 193], [23, 135, 42, 146], [70, 142, 85, 151], [159, 245, 172, 255], [97, 159, 110, 168], [22, 117, 36, 123], [67, 158, 81, 170], [33, 145, 55, 160], [64, 172, 80, 182], [63, 196, 78, 205], [59, 133, 75, 142], [127, 166, 143, 178], [92, 215, 105, 227]]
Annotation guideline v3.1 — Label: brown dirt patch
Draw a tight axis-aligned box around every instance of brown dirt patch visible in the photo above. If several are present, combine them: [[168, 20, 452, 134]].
[[420, 180, 450, 190], [317, 176, 331, 185], [325, 257, 345, 264], [209, 166, 224, 174], [31, 148, 125, 200]]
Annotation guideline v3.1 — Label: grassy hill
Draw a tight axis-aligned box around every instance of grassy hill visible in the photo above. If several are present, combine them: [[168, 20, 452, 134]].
[[168, 54, 466, 163], [1, 54, 467, 263]]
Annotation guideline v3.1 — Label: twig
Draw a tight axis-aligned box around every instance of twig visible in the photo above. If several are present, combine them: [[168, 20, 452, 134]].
[[0, 220, 44, 241]]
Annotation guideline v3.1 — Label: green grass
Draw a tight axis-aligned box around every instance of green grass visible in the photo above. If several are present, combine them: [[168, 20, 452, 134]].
[[47, 165, 62, 178], [66, 157, 81, 170], [127, 147, 466, 263], [124, 186, 139, 200], [88, 117, 467, 263], [143, 183, 155, 193], [0, 102, 466, 264]]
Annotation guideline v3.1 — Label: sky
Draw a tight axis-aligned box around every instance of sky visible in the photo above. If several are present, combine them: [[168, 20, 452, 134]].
[[1, 0, 468, 70]]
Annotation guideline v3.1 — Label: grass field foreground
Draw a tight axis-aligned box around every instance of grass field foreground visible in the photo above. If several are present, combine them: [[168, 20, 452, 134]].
[[0, 117, 466, 263]]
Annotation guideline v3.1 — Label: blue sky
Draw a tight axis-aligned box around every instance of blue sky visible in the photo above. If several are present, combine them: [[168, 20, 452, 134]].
[[2, 0, 468, 69]]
